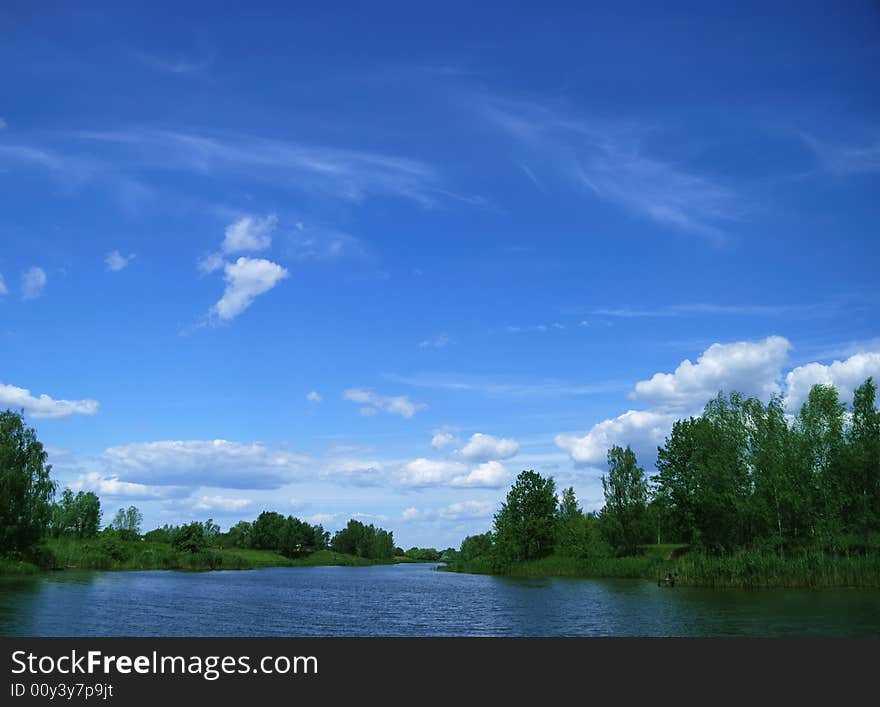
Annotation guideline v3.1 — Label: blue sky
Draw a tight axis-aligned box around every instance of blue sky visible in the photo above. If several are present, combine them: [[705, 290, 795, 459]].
[[1, 1, 878, 548]]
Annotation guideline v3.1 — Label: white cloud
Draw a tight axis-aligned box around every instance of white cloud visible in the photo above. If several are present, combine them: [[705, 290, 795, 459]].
[[21, 266, 47, 300], [0, 117, 6, 130], [222, 214, 277, 254], [631, 336, 791, 411], [419, 333, 450, 349], [403, 500, 497, 522], [481, 96, 739, 240], [211, 257, 288, 321], [399, 457, 509, 488], [193, 495, 253, 512], [449, 460, 509, 488], [0, 273, 7, 295], [799, 132, 880, 176], [784, 351, 880, 412], [73, 129, 445, 207], [359, 406, 378, 416], [105, 250, 135, 271], [343, 388, 426, 419], [0, 382, 99, 419], [318, 459, 386, 486], [458, 433, 519, 462], [399, 458, 468, 487], [556, 409, 677, 466], [306, 391, 322, 403], [68, 472, 185, 499], [402, 507, 420, 520], [101, 439, 308, 489], [197, 251, 225, 274], [431, 431, 455, 450]]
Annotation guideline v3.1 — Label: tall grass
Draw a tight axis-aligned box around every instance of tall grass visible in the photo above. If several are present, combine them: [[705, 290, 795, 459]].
[[443, 548, 880, 588], [675, 551, 880, 588]]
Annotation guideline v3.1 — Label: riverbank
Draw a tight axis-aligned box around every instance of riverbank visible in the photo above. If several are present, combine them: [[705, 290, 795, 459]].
[[0, 539, 404, 575], [440, 547, 880, 589]]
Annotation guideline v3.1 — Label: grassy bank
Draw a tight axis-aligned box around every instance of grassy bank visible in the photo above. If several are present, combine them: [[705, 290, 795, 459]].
[[441, 546, 880, 588], [0, 539, 399, 574]]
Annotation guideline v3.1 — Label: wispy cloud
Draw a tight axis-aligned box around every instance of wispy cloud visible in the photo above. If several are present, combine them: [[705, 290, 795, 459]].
[[343, 388, 426, 419], [133, 51, 213, 76], [385, 372, 627, 399], [478, 95, 739, 241], [418, 333, 450, 349], [105, 250, 135, 271], [799, 132, 880, 176], [70, 129, 446, 207], [589, 302, 834, 319], [21, 267, 47, 300]]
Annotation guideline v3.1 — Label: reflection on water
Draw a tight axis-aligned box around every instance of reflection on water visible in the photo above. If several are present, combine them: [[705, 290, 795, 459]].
[[1, 564, 878, 637]]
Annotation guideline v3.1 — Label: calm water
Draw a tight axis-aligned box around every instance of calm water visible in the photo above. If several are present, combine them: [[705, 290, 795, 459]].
[[2, 563, 878, 636]]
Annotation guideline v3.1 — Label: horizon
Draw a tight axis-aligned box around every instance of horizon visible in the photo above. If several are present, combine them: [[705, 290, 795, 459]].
[[1, 2, 878, 548]]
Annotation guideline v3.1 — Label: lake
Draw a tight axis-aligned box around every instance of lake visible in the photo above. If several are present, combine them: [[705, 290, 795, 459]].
[[2, 563, 878, 636]]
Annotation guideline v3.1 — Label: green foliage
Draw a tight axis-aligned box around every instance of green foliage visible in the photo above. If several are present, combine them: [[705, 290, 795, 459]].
[[171, 522, 208, 554], [600, 446, 649, 555], [110, 505, 143, 541], [459, 532, 495, 562], [493, 470, 558, 565], [50, 489, 101, 539], [0, 410, 56, 557], [404, 547, 442, 561], [330, 519, 395, 560]]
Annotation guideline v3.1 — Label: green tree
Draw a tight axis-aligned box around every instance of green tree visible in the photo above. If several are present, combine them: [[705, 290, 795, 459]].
[[251, 511, 287, 550], [493, 470, 558, 565], [0, 410, 56, 556], [846, 378, 880, 548], [459, 532, 494, 562], [111, 505, 143, 541], [50, 489, 101, 538], [171, 522, 207, 553], [600, 445, 648, 555], [795, 384, 846, 548]]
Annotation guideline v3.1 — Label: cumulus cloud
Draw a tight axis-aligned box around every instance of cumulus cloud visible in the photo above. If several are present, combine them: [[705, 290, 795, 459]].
[[400, 458, 467, 486], [431, 430, 456, 450], [68, 472, 186, 499], [631, 336, 791, 410], [399, 458, 509, 488], [784, 352, 880, 412], [211, 257, 288, 321], [402, 500, 496, 522], [318, 458, 386, 486], [0, 382, 99, 419], [306, 391, 322, 403], [193, 495, 253, 512], [21, 266, 47, 300], [100, 439, 307, 489], [105, 250, 135, 271], [449, 460, 509, 488], [343, 388, 425, 419], [197, 251, 225, 275], [556, 409, 677, 466], [458, 433, 519, 462], [222, 214, 277, 254]]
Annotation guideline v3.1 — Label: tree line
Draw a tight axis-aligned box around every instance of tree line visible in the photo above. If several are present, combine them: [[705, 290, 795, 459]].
[[0, 408, 399, 564], [457, 377, 880, 568]]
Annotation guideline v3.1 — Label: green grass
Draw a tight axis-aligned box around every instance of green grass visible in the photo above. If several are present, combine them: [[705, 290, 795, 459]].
[[442, 546, 880, 588], [0, 559, 42, 575], [0, 540, 399, 575]]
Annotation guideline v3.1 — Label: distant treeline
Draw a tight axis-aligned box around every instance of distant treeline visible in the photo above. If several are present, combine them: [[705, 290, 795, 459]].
[[450, 377, 880, 574]]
